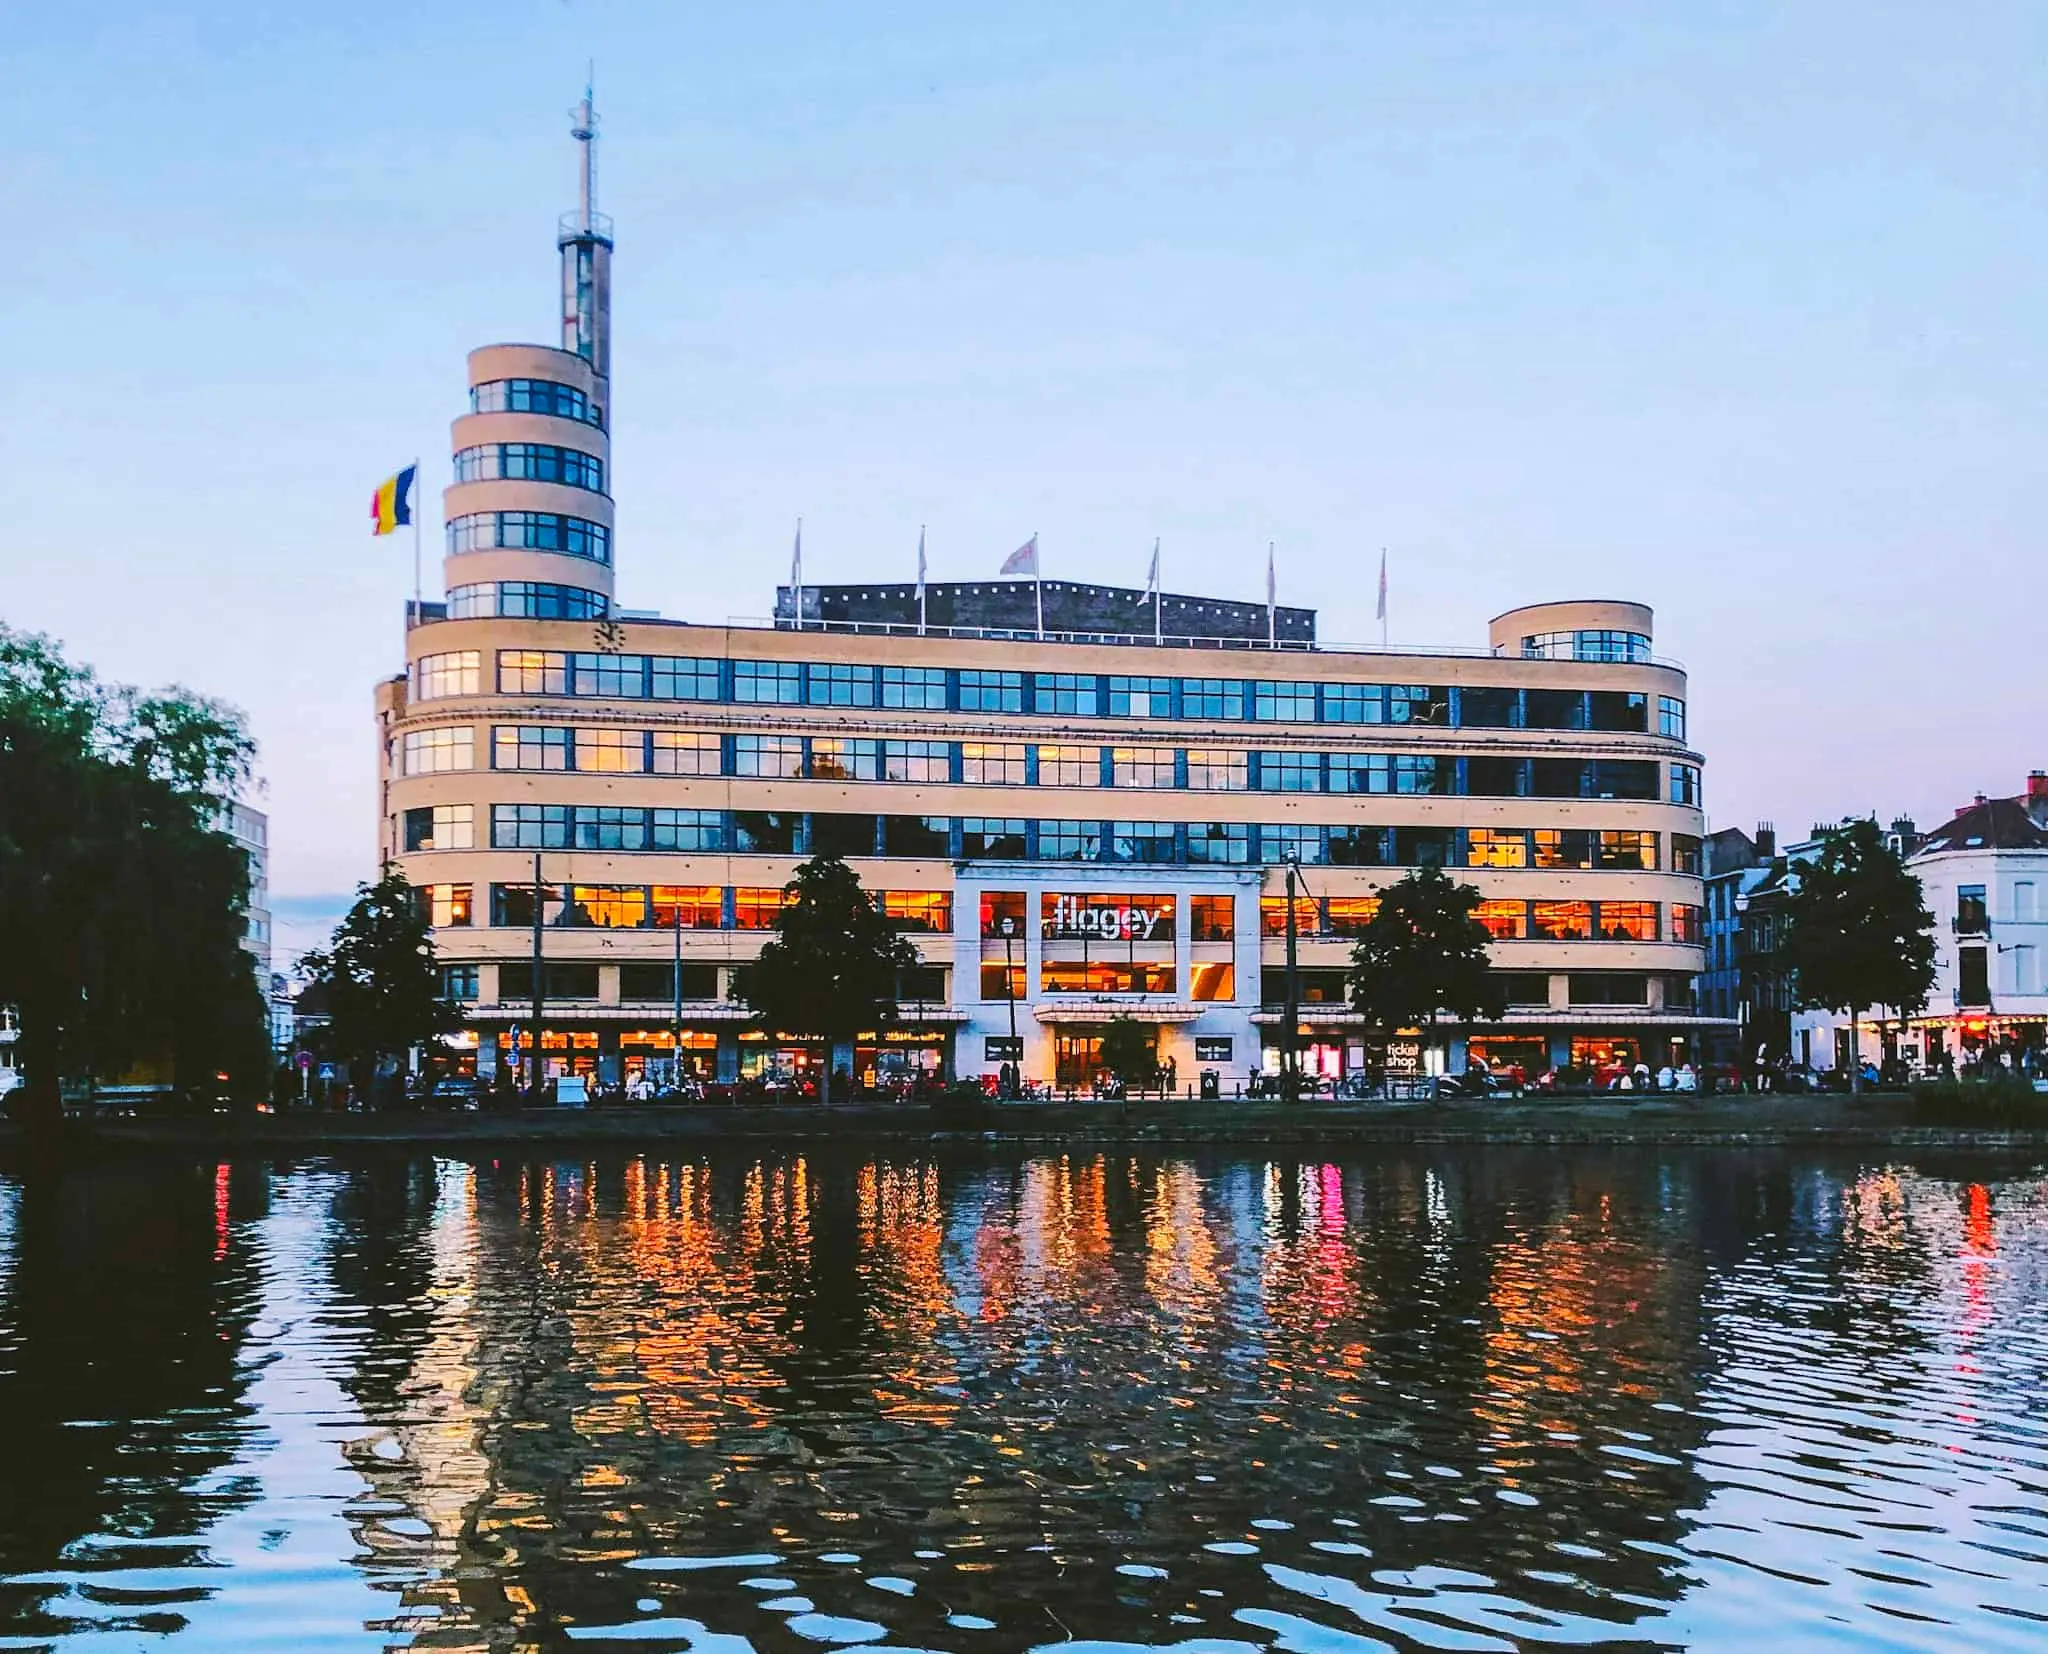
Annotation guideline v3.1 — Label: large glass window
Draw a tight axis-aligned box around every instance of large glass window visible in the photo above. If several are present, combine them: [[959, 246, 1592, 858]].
[[1475, 899, 1527, 940], [1190, 963, 1235, 1001], [1328, 753, 1388, 794], [1589, 759, 1658, 801], [413, 651, 481, 700], [1459, 687, 1520, 728], [880, 890, 952, 932], [882, 815, 951, 857], [981, 891, 1027, 937], [1588, 691, 1649, 733], [961, 742, 1028, 785], [1669, 904, 1703, 944], [1670, 763, 1702, 806], [1037, 821, 1102, 862], [1524, 689, 1585, 731], [1190, 894, 1235, 941], [1261, 896, 1321, 937], [447, 582, 608, 620], [1188, 822, 1251, 864], [494, 726, 570, 771], [1391, 826, 1454, 866], [733, 661, 801, 704], [622, 961, 721, 1000], [1568, 972, 1649, 1005], [574, 728, 645, 773], [809, 738, 881, 781], [1465, 756, 1524, 798], [733, 734, 804, 778], [651, 808, 726, 851], [1112, 821, 1178, 863], [1186, 750, 1249, 791], [651, 886, 724, 929], [574, 806, 649, 851], [469, 377, 603, 427], [1392, 754, 1450, 795], [961, 818, 1028, 859], [452, 442, 604, 491], [734, 888, 791, 930], [960, 670, 1024, 713], [1034, 673, 1098, 714], [1671, 833, 1703, 876], [572, 654, 646, 698], [1260, 824, 1325, 864], [1257, 751, 1323, 792], [1957, 884, 1988, 933], [403, 726, 474, 774], [1532, 829, 1594, 870], [441, 965, 480, 1001], [1180, 678, 1245, 720], [1109, 675, 1172, 717], [1035, 745, 1101, 787], [1255, 681, 1317, 722], [1532, 901, 1593, 940], [499, 962, 600, 1000], [565, 885, 648, 928], [1329, 826, 1390, 866], [880, 739, 950, 783], [1597, 830, 1658, 870], [882, 666, 948, 709], [1466, 828, 1527, 868], [1325, 895, 1380, 934], [807, 663, 876, 706], [1041, 961, 1176, 995], [498, 650, 567, 695], [1111, 747, 1177, 788], [446, 511, 610, 564], [650, 657, 722, 701], [1597, 902, 1658, 941], [651, 732, 721, 776], [1659, 696, 1686, 740], [492, 803, 571, 849], [413, 883, 473, 928], [1321, 683, 1382, 724], [1522, 630, 1652, 664], [735, 810, 804, 853], [1388, 685, 1450, 725], [403, 803, 475, 851]]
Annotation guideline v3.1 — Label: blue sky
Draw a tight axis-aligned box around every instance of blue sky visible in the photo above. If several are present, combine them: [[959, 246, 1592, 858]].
[[3, 1, 2042, 951]]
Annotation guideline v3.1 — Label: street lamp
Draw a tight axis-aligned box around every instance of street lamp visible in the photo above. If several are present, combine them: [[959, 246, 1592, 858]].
[[999, 915, 1020, 1096]]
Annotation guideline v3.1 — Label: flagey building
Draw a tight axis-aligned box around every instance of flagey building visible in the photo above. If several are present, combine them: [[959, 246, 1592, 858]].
[[375, 102, 1719, 1092]]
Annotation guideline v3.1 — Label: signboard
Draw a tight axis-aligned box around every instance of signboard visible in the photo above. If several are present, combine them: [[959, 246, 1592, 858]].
[[1041, 893, 1175, 943], [296, 1051, 313, 1072]]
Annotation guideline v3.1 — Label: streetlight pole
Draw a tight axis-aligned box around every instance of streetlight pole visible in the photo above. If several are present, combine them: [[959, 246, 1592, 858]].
[[1000, 916, 1020, 1096], [670, 889, 684, 1096], [1282, 857, 1302, 1103], [530, 851, 546, 1100]]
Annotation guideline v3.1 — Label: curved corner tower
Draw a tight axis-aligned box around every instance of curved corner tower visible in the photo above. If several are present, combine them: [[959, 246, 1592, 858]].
[[440, 88, 617, 621]]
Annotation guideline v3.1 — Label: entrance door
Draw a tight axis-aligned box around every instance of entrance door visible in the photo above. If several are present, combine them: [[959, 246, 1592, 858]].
[[1054, 1031, 1103, 1088]]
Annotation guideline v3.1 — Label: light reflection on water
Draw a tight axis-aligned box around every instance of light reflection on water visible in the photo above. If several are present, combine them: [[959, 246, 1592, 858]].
[[1, 1149, 2045, 1651]]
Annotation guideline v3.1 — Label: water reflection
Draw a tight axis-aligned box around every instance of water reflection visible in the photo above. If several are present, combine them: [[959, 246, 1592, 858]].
[[0, 1148, 2044, 1650]]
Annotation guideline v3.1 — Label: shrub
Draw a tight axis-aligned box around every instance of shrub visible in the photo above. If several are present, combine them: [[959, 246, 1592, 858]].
[[1907, 1076, 2048, 1128]]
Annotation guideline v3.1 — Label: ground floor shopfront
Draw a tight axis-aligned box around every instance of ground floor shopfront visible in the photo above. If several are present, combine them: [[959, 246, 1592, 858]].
[[1793, 1008, 2048, 1076], [1247, 1011, 1736, 1082]]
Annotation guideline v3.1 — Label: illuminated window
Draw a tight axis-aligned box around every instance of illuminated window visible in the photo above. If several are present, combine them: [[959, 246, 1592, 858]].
[[1596, 830, 1657, 871], [574, 728, 645, 773], [1532, 830, 1594, 870], [1190, 894, 1235, 940], [1186, 750, 1248, 791], [1597, 902, 1658, 941], [1260, 896, 1321, 936], [1532, 901, 1593, 940], [733, 888, 791, 930], [1475, 900, 1527, 940], [1325, 895, 1379, 935], [493, 726, 570, 771], [1040, 961, 1175, 994], [651, 732, 721, 776], [403, 726, 474, 774], [979, 962, 1025, 1000], [497, 650, 567, 695], [1111, 747, 1177, 788], [413, 884, 472, 928], [1040, 892, 1175, 941], [1670, 834, 1703, 876], [880, 890, 952, 932], [961, 743, 1028, 785], [1189, 962, 1235, 1001], [1669, 904, 1703, 944], [413, 651, 481, 700], [651, 886, 724, 929], [1035, 745, 1101, 787], [980, 891, 1027, 937], [1466, 828, 1527, 868], [567, 885, 647, 928]]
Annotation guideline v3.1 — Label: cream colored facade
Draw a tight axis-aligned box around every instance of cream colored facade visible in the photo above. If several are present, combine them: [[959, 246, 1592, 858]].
[[374, 108, 1717, 1091]]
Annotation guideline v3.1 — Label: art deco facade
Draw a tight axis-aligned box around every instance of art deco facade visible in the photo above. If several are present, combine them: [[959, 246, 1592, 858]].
[[374, 107, 1720, 1090]]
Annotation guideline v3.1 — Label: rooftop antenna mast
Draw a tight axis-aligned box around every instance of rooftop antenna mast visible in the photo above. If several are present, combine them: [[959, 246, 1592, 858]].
[[559, 65, 613, 375]]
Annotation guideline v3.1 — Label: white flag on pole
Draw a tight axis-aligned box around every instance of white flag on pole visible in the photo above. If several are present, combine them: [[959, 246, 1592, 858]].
[[1376, 549, 1388, 622], [999, 536, 1038, 577], [789, 519, 804, 627], [1265, 541, 1277, 647], [1145, 538, 1160, 595], [916, 526, 928, 635]]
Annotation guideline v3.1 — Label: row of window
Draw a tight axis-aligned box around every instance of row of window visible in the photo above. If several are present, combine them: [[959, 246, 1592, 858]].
[[446, 513, 611, 565], [1278, 968, 1684, 1009], [418, 883, 946, 933], [411, 649, 1686, 738], [407, 801, 1698, 874], [468, 724, 1693, 802], [446, 583, 610, 621], [1518, 630, 1653, 664], [476, 803, 1707, 872], [469, 377, 605, 428], [453, 442, 606, 492], [444, 960, 942, 1004]]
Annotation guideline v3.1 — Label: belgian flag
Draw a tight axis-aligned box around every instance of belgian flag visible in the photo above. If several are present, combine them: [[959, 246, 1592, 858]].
[[370, 465, 417, 536]]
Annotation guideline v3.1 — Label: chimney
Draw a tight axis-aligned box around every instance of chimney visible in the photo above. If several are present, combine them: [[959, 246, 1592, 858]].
[[1754, 821, 1776, 858], [2028, 771, 2048, 800]]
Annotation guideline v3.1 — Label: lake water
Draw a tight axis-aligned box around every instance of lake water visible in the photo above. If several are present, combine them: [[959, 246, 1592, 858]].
[[1, 1148, 2045, 1652]]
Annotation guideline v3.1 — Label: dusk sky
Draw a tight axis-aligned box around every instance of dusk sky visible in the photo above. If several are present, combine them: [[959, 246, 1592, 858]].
[[4, 1, 2042, 957]]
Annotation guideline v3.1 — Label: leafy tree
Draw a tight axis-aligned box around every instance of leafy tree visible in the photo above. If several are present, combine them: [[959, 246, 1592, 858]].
[[0, 626, 266, 1128], [1346, 865, 1507, 1078], [733, 854, 919, 1106], [300, 870, 464, 1104], [1781, 817, 1934, 1096], [1097, 1015, 1157, 1091]]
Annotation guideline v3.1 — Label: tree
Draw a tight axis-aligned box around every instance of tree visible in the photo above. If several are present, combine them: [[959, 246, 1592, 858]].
[[0, 626, 267, 1128], [1346, 865, 1507, 1080], [733, 854, 919, 1106], [300, 870, 464, 1104], [1097, 1015, 1157, 1092], [1780, 818, 1934, 1096]]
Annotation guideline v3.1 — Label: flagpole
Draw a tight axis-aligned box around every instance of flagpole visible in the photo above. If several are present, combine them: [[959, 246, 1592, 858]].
[[917, 525, 927, 636], [411, 456, 423, 618], [1266, 541, 1276, 649], [1033, 532, 1043, 640], [1381, 548, 1389, 649], [793, 516, 804, 631], [1152, 537, 1162, 646]]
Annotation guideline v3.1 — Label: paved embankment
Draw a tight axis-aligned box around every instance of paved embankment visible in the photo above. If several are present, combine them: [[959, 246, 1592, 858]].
[[5, 1094, 2046, 1155]]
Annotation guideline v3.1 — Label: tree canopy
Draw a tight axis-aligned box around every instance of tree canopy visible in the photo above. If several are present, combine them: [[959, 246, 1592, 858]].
[[1346, 865, 1507, 1066], [0, 626, 267, 1124], [733, 854, 920, 1105], [1781, 817, 1935, 1094], [300, 870, 464, 1100]]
